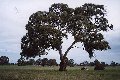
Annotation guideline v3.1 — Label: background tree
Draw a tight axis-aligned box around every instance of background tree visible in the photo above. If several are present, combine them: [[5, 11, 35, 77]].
[[83, 61, 89, 66], [80, 61, 89, 66], [101, 62, 106, 67], [17, 57, 26, 66], [21, 3, 113, 71], [110, 61, 116, 66], [0, 56, 9, 65], [89, 62, 95, 66], [94, 59, 105, 70], [48, 59, 58, 66], [41, 58, 48, 66], [27, 59, 35, 65], [35, 58, 42, 65], [68, 59, 74, 67]]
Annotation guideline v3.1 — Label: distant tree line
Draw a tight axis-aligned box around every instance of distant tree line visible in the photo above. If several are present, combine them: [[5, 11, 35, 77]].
[[17, 57, 58, 66], [79, 60, 120, 67], [0, 56, 120, 67], [17, 57, 75, 67]]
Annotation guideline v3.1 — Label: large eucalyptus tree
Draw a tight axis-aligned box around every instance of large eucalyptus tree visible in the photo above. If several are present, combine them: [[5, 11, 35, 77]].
[[21, 3, 113, 71]]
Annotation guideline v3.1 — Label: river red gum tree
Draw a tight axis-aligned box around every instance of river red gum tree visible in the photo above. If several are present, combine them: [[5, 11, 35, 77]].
[[20, 3, 113, 71]]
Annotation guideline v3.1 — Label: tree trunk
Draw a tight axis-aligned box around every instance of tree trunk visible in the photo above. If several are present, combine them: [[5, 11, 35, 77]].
[[58, 41, 76, 71], [59, 57, 68, 71]]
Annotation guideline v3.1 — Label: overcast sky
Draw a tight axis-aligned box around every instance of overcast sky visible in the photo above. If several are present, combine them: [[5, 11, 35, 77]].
[[0, 0, 120, 64]]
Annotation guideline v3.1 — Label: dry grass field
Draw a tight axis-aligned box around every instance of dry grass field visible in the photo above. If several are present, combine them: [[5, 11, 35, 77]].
[[0, 65, 120, 80]]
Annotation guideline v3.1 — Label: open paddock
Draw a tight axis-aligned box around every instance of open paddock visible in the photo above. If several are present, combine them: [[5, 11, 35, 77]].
[[0, 65, 120, 80]]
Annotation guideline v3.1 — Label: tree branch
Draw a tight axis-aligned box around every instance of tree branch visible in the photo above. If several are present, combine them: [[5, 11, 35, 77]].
[[64, 41, 76, 57], [58, 45, 63, 60]]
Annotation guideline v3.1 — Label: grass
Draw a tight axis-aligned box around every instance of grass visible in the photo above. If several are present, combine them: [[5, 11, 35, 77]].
[[0, 65, 120, 80]]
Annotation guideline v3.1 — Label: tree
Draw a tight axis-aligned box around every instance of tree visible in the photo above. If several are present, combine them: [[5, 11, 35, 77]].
[[80, 61, 89, 66], [83, 61, 89, 66], [17, 57, 26, 66], [27, 59, 35, 65], [20, 3, 113, 71], [89, 62, 95, 66], [48, 59, 58, 66], [101, 62, 106, 67], [68, 59, 74, 67], [41, 58, 48, 66], [110, 61, 116, 66], [94, 59, 105, 70], [35, 58, 42, 65], [94, 59, 100, 65], [0, 56, 9, 65]]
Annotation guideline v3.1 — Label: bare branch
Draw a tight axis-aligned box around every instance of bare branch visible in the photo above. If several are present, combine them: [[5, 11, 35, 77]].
[[58, 46, 63, 60], [64, 41, 76, 57]]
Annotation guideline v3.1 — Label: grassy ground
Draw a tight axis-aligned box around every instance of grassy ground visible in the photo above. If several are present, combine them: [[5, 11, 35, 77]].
[[0, 65, 120, 80]]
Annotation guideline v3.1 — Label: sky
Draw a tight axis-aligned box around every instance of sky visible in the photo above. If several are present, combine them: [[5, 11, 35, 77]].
[[0, 0, 120, 64]]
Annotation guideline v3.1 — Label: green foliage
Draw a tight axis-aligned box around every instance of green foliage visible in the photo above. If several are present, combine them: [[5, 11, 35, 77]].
[[0, 56, 9, 65], [41, 58, 49, 66], [21, 3, 113, 58], [17, 57, 26, 66], [68, 59, 74, 67], [27, 59, 35, 65], [48, 59, 58, 66], [35, 58, 42, 65]]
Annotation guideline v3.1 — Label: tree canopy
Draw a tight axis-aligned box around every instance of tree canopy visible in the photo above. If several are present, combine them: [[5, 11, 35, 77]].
[[21, 3, 113, 58], [20, 3, 113, 71], [0, 56, 9, 65]]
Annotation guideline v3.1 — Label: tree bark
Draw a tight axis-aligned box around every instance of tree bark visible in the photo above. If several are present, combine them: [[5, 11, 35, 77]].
[[59, 56, 68, 71], [64, 41, 76, 57], [58, 41, 76, 71]]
